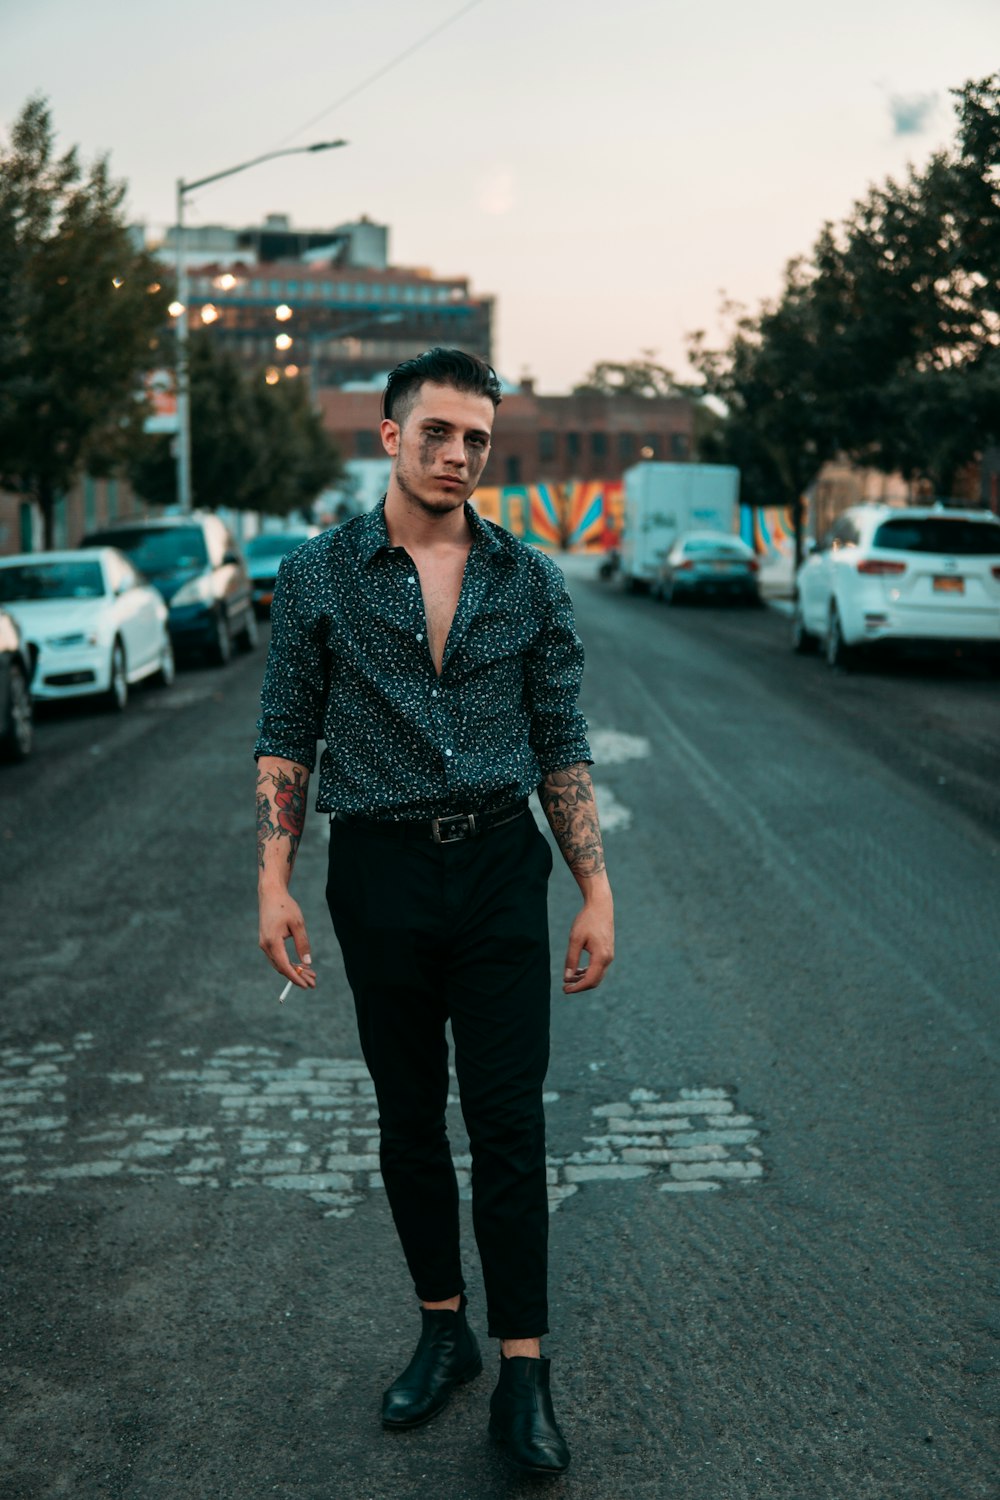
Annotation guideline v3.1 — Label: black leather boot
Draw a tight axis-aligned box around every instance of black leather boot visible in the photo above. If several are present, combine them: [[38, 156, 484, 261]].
[[489, 1355, 571, 1474], [381, 1297, 482, 1429]]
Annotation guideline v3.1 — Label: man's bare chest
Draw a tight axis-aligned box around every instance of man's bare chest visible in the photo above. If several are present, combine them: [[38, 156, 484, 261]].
[[413, 552, 470, 674]]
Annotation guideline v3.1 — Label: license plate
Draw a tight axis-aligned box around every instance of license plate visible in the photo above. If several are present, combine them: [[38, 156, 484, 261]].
[[933, 576, 964, 593]]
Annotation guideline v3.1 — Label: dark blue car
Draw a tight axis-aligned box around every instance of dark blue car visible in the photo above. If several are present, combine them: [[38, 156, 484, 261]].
[[81, 514, 258, 664]]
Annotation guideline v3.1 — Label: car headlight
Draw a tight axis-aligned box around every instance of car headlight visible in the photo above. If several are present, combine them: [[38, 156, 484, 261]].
[[45, 632, 99, 648], [171, 575, 214, 609]]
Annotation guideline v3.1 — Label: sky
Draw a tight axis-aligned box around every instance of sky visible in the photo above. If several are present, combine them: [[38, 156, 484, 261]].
[[2, 0, 999, 392]]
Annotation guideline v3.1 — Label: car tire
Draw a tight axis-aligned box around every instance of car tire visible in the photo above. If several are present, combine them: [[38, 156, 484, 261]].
[[104, 639, 128, 711], [0, 664, 33, 762], [154, 635, 176, 687], [825, 605, 855, 670], [792, 602, 819, 654], [238, 608, 259, 652], [211, 611, 232, 666]]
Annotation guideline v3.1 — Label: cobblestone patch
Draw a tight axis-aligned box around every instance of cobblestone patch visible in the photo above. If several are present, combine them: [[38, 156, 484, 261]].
[[0, 1039, 765, 1216]]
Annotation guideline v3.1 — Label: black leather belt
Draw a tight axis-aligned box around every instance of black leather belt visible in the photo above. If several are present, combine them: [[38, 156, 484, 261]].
[[334, 799, 528, 845]]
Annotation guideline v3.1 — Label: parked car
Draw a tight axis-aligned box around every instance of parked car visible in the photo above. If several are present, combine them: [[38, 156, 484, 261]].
[[656, 531, 761, 604], [792, 504, 1000, 668], [0, 606, 34, 760], [244, 527, 319, 617], [0, 549, 174, 711], [80, 513, 257, 664]]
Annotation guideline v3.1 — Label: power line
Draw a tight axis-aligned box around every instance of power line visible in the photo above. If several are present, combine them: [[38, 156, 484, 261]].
[[273, 0, 491, 149]]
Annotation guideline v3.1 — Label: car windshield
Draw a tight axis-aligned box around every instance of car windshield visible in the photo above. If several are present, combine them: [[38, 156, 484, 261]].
[[683, 538, 746, 556], [244, 534, 311, 559], [0, 560, 106, 602], [872, 518, 1000, 556], [86, 526, 209, 575]]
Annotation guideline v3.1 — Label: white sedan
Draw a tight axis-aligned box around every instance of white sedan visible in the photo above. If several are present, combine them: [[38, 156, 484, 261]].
[[793, 504, 1000, 668], [0, 548, 175, 710]]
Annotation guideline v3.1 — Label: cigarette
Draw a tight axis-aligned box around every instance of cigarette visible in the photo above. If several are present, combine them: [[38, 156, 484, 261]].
[[278, 978, 293, 1004]]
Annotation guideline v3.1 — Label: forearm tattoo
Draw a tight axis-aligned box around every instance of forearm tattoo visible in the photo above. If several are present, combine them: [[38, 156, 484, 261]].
[[539, 763, 606, 878], [256, 764, 308, 871]]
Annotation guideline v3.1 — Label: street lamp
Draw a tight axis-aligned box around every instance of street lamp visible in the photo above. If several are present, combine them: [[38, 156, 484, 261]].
[[173, 138, 348, 512]]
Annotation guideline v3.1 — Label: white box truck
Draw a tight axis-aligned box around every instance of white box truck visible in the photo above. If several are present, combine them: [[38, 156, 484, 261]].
[[619, 463, 741, 590]]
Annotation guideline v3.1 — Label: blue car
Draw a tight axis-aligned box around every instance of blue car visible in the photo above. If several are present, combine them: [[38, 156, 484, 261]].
[[81, 513, 258, 664]]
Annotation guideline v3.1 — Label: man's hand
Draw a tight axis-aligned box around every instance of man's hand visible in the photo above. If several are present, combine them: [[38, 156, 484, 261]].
[[256, 756, 316, 995], [538, 763, 616, 993], [563, 880, 615, 993], [258, 887, 316, 990]]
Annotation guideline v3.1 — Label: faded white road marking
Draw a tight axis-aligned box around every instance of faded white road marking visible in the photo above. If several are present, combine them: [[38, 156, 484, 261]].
[[0, 1039, 766, 1214]]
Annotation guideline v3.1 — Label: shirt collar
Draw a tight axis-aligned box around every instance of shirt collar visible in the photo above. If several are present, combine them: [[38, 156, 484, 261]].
[[355, 495, 507, 567]]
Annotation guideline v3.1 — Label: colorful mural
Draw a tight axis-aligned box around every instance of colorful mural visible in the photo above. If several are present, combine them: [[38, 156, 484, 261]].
[[471, 482, 624, 553], [740, 503, 804, 561]]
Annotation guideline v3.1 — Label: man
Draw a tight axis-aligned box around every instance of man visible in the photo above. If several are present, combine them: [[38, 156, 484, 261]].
[[254, 347, 614, 1476]]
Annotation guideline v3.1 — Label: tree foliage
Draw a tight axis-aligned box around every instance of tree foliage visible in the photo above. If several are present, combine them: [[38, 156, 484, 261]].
[[129, 334, 343, 518], [0, 97, 172, 546], [574, 355, 678, 398], [687, 72, 1000, 538]]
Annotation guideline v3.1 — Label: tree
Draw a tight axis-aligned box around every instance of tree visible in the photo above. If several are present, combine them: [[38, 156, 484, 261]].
[[129, 333, 343, 518], [0, 97, 171, 546], [573, 355, 678, 398], [688, 71, 1000, 550]]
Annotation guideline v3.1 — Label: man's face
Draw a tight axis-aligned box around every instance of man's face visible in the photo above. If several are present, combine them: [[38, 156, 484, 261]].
[[381, 381, 495, 516]]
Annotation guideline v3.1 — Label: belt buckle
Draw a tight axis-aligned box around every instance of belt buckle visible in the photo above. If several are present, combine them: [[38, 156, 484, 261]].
[[431, 812, 476, 844]]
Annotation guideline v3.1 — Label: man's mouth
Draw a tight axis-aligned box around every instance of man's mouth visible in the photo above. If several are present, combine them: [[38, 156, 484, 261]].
[[436, 475, 464, 488]]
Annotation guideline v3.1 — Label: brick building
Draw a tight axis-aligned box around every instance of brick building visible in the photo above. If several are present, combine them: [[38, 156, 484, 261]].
[[319, 379, 695, 486]]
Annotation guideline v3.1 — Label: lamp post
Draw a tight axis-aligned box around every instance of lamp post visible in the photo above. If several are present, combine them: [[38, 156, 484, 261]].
[[173, 139, 348, 512]]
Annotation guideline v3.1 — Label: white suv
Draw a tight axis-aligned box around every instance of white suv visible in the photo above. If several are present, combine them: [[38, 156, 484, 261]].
[[792, 504, 1000, 668]]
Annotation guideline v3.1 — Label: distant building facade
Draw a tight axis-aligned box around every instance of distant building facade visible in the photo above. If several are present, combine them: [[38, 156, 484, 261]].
[[153, 213, 493, 390], [319, 380, 694, 483]]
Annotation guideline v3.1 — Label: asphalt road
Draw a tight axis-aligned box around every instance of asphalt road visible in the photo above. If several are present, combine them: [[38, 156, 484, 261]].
[[1, 568, 997, 1500]]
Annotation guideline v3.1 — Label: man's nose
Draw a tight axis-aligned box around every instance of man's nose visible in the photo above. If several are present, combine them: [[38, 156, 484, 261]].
[[441, 432, 467, 467]]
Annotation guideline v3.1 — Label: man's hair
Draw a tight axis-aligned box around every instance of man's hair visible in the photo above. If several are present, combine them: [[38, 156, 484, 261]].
[[382, 347, 503, 426]]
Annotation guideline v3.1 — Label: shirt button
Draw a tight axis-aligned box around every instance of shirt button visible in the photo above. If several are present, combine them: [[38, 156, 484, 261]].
[[444, 748, 453, 758]]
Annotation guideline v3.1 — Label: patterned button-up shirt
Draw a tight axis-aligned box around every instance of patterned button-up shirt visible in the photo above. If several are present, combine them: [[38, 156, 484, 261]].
[[253, 499, 591, 818]]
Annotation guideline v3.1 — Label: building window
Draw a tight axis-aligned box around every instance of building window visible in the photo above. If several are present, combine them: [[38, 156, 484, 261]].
[[505, 456, 521, 484], [53, 493, 68, 548], [566, 432, 580, 463], [269, 280, 282, 295], [251, 279, 263, 295], [322, 282, 333, 297], [590, 431, 608, 459], [355, 430, 377, 458], [106, 478, 119, 520], [670, 432, 690, 460], [642, 435, 660, 459], [618, 433, 635, 464], [539, 431, 556, 462]]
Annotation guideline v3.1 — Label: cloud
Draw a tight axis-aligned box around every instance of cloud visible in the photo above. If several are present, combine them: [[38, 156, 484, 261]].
[[477, 167, 515, 217], [888, 91, 939, 137]]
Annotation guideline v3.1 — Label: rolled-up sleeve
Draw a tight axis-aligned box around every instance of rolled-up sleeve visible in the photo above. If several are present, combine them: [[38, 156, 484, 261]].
[[253, 555, 328, 771], [524, 557, 592, 775]]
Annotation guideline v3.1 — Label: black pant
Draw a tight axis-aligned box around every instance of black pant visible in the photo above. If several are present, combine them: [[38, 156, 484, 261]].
[[325, 809, 554, 1339]]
